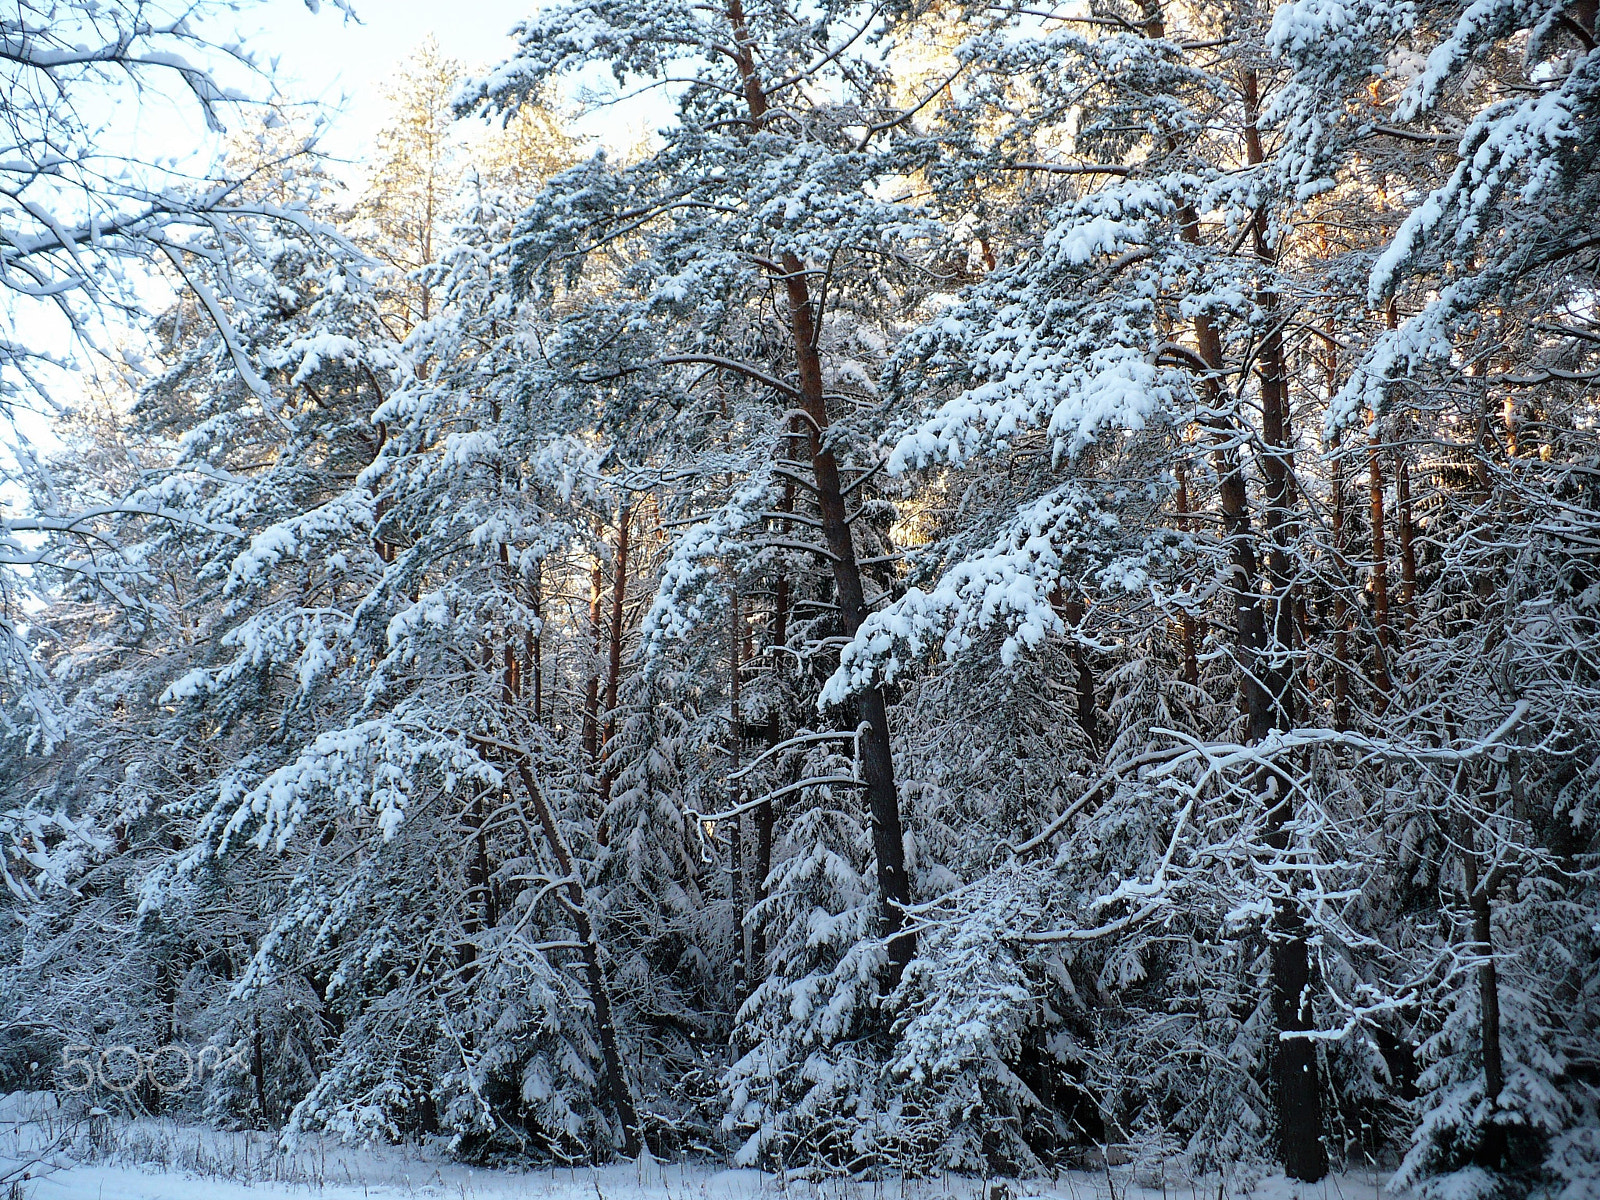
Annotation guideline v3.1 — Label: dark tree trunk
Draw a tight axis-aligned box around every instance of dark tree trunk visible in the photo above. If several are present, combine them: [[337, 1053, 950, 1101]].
[[1368, 440, 1395, 698], [500, 543, 520, 705], [1053, 592, 1100, 747], [1186, 76, 1328, 1168], [1459, 811, 1506, 1166], [1255, 325, 1327, 1180], [1198, 297, 1327, 1179], [750, 779, 774, 980], [721, 0, 912, 982], [510, 758, 642, 1157], [729, 588, 748, 1003], [529, 560, 543, 724], [1396, 448, 1417, 635], [1247, 64, 1327, 1178], [1473, 891, 1505, 1101], [1373, 1025, 1419, 1101], [460, 786, 496, 974], [751, 482, 789, 979], [1327, 329, 1352, 732], [600, 504, 630, 806], [1174, 459, 1200, 688], [251, 1015, 275, 1129], [778, 251, 913, 979]]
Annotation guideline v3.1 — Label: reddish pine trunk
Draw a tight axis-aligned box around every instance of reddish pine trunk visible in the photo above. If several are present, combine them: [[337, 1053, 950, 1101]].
[[1174, 459, 1201, 688], [780, 250, 913, 977], [724, 6, 911, 978], [599, 505, 631, 805], [1396, 450, 1418, 635], [583, 557, 602, 768]]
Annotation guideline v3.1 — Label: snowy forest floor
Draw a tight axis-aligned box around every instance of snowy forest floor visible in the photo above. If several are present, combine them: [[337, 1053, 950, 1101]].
[[0, 1095, 1392, 1200]]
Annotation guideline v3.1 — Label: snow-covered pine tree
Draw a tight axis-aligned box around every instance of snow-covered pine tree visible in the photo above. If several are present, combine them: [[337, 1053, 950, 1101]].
[[0, 0, 353, 771], [3, 0, 1599, 1185], [821, 0, 1436, 1179], [1270, 0, 1600, 1193], [457, 0, 972, 1164]]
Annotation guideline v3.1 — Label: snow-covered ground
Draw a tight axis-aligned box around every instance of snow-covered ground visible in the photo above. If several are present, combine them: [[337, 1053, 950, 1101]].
[[0, 1095, 1390, 1200]]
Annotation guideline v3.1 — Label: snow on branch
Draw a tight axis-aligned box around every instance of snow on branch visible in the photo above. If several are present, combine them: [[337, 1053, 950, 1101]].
[[222, 490, 375, 597], [171, 714, 501, 874], [1372, 49, 1600, 304], [886, 184, 1193, 469], [821, 485, 1156, 705], [641, 470, 780, 649]]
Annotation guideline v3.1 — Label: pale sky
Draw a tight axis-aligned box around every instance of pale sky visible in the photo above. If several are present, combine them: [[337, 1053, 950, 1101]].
[[1, 2, 555, 491], [234, 0, 662, 179], [249, 1, 534, 162], [6, 0, 655, 461]]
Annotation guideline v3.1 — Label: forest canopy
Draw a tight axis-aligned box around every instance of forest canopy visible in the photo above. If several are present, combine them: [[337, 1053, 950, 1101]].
[[2, 1, 1599, 1196]]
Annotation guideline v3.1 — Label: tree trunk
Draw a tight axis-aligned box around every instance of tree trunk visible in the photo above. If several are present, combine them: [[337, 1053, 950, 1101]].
[[729, 587, 748, 1002], [1174, 459, 1200, 688], [750, 779, 774, 982], [780, 253, 913, 978], [1186, 75, 1327, 1170], [1268, 899, 1324, 1180], [724, 0, 911, 981], [1369, 302, 1400, 695], [1471, 890, 1505, 1103], [1203, 310, 1323, 1179], [1458, 808, 1506, 1166], [1190, 300, 1327, 1176], [751, 474, 791, 979], [1326, 331, 1352, 733], [1368, 438, 1395, 698], [460, 787, 497, 974], [251, 1014, 275, 1129], [1396, 448, 1417, 636], [600, 504, 631, 805], [498, 544, 520, 706], [1331, 433, 1352, 733], [1052, 591, 1100, 746], [1185, 299, 1271, 737], [1244, 66, 1327, 1180], [583, 556, 603, 769], [529, 560, 543, 725], [509, 757, 642, 1157]]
